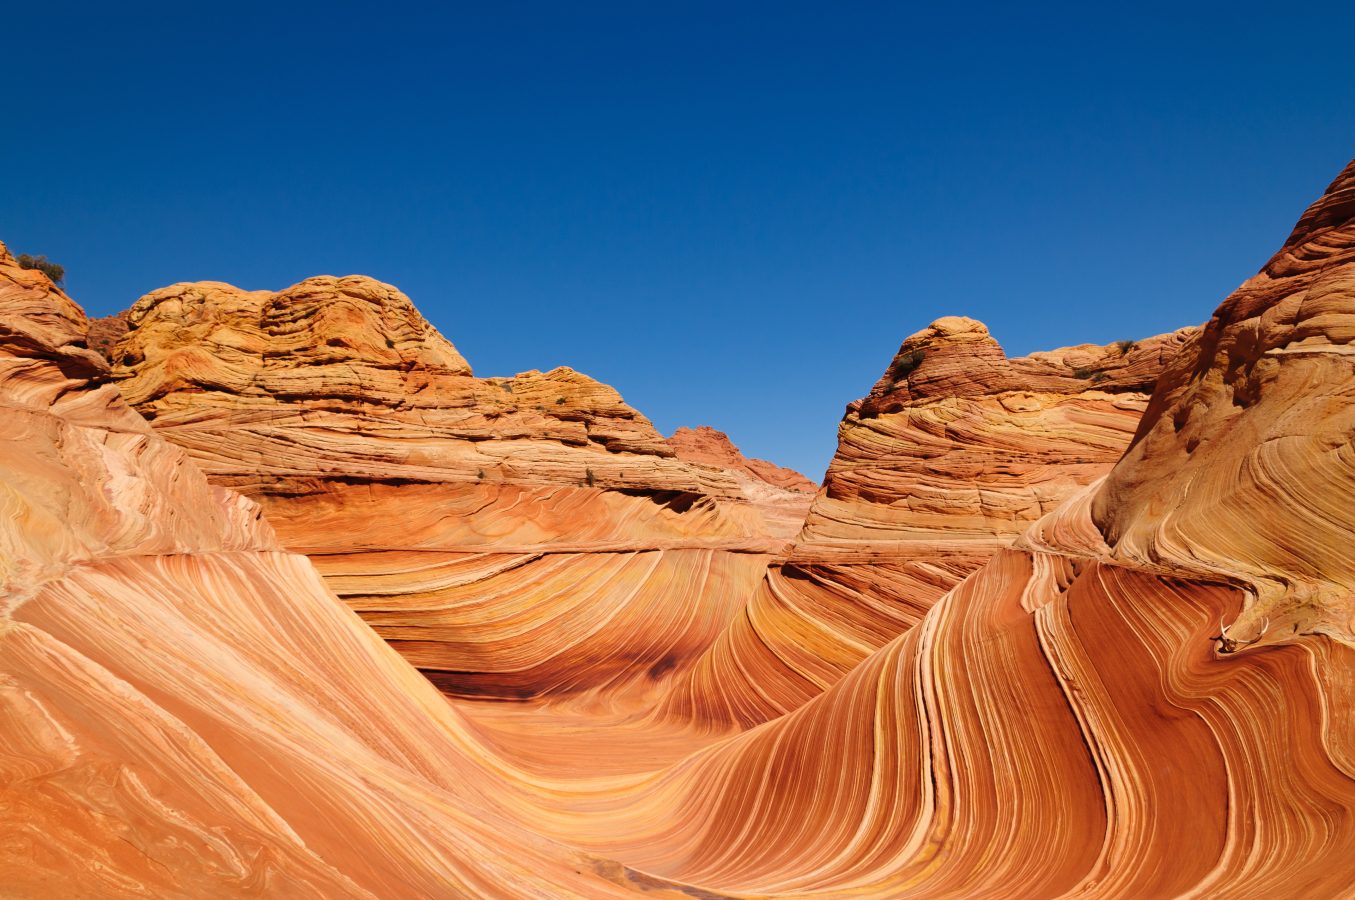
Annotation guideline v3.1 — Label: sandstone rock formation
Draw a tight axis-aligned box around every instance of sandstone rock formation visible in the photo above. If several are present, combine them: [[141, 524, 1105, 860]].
[[100, 268, 1194, 722], [84, 310, 127, 361], [667, 425, 817, 492], [101, 276, 804, 705], [657, 315, 1199, 727], [543, 159, 1355, 897], [0, 242, 658, 897], [667, 424, 817, 539], [8, 157, 1355, 899], [109, 276, 783, 533]]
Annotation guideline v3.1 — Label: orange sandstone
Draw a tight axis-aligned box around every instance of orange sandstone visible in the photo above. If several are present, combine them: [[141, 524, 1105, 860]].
[[5, 157, 1355, 898], [103, 276, 801, 708]]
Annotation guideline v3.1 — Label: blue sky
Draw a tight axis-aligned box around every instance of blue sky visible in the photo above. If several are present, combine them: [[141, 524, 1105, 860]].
[[4, 1, 1353, 478]]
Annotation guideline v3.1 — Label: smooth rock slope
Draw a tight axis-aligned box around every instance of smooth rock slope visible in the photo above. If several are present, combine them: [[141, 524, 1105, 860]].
[[656, 315, 1198, 727], [7, 157, 1355, 898], [0, 242, 673, 898], [101, 276, 806, 707]]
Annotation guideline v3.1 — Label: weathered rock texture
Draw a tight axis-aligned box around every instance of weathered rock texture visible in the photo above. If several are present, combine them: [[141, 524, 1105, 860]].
[[657, 315, 1199, 727], [102, 276, 807, 703], [8, 158, 1355, 899], [0, 242, 656, 897]]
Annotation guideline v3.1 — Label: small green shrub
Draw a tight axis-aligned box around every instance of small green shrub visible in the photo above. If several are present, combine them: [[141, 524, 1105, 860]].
[[16, 253, 64, 285], [883, 349, 926, 391], [584, 467, 596, 487], [555, 397, 566, 405], [1072, 368, 1096, 380], [889, 349, 926, 381], [1114, 339, 1137, 355]]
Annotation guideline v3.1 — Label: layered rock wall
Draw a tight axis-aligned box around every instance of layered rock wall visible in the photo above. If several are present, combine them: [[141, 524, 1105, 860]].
[[0, 242, 649, 897], [102, 276, 804, 704], [657, 317, 1199, 727]]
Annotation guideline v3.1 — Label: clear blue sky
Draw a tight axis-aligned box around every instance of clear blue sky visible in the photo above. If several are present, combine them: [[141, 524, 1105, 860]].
[[4, 2, 1353, 479]]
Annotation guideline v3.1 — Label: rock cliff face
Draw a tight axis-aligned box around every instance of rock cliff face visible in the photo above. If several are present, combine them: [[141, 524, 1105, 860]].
[[8, 158, 1355, 899]]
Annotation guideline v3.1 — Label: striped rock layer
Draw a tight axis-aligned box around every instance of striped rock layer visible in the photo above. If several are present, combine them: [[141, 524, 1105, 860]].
[[0, 242, 665, 898], [4, 157, 1355, 897], [561, 158, 1355, 897], [656, 316, 1199, 728], [104, 277, 812, 706]]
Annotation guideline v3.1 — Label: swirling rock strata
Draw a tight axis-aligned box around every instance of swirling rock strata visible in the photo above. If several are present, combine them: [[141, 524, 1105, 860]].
[[10, 159, 1355, 899], [484, 158, 1355, 897], [103, 277, 807, 702], [0, 243, 651, 897], [659, 316, 1197, 727]]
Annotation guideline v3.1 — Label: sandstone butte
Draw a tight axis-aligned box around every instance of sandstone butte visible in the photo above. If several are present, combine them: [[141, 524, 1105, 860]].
[[666, 424, 817, 494], [654, 315, 1201, 728], [1, 155, 1354, 897]]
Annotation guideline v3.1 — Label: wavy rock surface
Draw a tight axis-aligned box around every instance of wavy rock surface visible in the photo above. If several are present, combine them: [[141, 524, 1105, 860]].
[[104, 278, 806, 706], [10, 159, 1355, 899], [0, 243, 672, 898], [613, 162, 1355, 894], [659, 316, 1198, 727], [483, 158, 1355, 897]]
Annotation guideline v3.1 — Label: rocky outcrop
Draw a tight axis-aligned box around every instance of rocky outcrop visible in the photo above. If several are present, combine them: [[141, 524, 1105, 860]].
[[657, 316, 1199, 727], [102, 275, 802, 702], [110, 276, 767, 523], [1093, 158, 1355, 647], [0, 241, 648, 897], [666, 424, 816, 540], [810, 316, 1197, 559], [85, 310, 128, 361], [667, 425, 817, 492]]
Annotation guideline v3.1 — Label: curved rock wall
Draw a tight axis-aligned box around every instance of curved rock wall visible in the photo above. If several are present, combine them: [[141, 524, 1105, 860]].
[[8, 157, 1355, 898], [658, 316, 1197, 728], [0, 243, 653, 897], [102, 275, 807, 706]]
